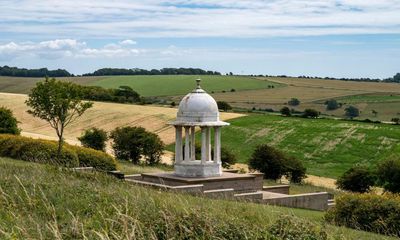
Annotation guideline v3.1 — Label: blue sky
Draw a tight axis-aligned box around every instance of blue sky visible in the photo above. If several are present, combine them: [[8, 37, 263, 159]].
[[0, 0, 399, 78]]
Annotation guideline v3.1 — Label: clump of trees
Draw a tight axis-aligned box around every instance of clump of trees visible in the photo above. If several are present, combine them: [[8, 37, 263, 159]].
[[80, 85, 141, 104], [377, 158, 400, 193], [288, 98, 300, 106], [78, 127, 108, 151], [217, 101, 232, 112], [302, 109, 319, 118], [110, 126, 164, 165], [344, 106, 360, 118], [84, 67, 221, 76], [26, 78, 93, 160], [248, 144, 306, 183], [336, 165, 376, 193], [0, 107, 20, 135], [280, 107, 291, 116], [0, 65, 72, 77], [325, 99, 341, 110]]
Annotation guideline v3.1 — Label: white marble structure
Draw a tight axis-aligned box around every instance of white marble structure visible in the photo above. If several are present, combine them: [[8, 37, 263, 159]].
[[170, 79, 229, 177]]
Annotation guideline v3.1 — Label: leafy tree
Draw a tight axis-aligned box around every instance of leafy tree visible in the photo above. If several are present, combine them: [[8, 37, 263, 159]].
[[280, 107, 291, 116], [0, 107, 20, 135], [345, 106, 359, 118], [217, 101, 232, 112], [26, 78, 93, 160], [302, 109, 319, 118], [325, 99, 340, 110], [372, 110, 378, 117], [0, 65, 71, 77], [249, 144, 288, 180], [336, 166, 376, 193], [284, 157, 307, 183], [78, 127, 108, 151], [377, 158, 400, 193], [288, 98, 300, 106], [110, 126, 164, 164]]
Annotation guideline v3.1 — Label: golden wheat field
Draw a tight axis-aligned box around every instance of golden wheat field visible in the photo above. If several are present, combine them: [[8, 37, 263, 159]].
[[0, 93, 243, 145]]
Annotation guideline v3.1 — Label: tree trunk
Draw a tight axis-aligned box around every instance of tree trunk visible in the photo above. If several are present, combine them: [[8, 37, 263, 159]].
[[56, 125, 64, 162]]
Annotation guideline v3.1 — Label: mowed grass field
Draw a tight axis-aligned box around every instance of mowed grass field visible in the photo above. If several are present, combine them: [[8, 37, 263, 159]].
[[209, 77, 400, 121], [90, 75, 281, 96], [219, 114, 400, 178], [0, 93, 243, 146]]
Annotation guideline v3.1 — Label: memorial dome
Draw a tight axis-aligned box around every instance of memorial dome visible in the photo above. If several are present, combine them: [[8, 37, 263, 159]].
[[172, 79, 228, 126]]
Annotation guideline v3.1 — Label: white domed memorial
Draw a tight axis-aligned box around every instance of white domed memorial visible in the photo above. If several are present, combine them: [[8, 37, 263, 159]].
[[170, 79, 229, 177]]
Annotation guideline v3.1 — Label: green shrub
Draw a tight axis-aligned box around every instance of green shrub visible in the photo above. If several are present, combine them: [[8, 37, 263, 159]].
[[249, 144, 306, 183], [221, 147, 237, 168], [217, 101, 232, 112], [269, 215, 327, 240], [284, 157, 307, 183], [302, 109, 319, 118], [0, 134, 117, 170], [288, 98, 300, 106], [0, 134, 78, 167], [67, 145, 117, 171], [377, 157, 400, 193], [336, 165, 376, 193], [325, 193, 400, 236], [0, 107, 20, 135], [110, 126, 164, 164], [280, 106, 291, 116], [78, 127, 108, 151]]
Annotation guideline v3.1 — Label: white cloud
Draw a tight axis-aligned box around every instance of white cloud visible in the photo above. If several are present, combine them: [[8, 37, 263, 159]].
[[0, 0, 399, 38], [0, 39, 142, 60], [119, 39, 137, 45]]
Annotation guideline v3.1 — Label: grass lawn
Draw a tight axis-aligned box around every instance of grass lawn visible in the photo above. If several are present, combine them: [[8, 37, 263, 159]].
[[90, 75, 281, 96], [335, 93, 400, 103], [0, 157, 393, 239]]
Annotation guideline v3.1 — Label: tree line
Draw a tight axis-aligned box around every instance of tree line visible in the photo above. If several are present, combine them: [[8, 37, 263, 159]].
[[0, 66, 221, 78]]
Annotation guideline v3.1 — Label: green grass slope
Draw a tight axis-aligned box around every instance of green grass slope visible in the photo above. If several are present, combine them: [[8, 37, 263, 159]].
[[221, 114, 400, 178], [0, 158, 390, 239], [89, 75, 280, 96]]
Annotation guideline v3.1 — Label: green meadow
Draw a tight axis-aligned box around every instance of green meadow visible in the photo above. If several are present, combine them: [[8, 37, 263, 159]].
[[220, 114, 400, 178], [90, 75, 280, 96]]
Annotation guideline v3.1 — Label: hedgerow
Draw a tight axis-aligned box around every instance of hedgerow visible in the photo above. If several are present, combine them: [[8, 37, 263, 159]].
[[325, 193, 400, 236], [0, 134, 117, 170]]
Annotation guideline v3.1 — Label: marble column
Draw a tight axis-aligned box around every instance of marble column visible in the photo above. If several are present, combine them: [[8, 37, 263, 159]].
[[214, 127, 221, 163], [190, 126, 195, 160], [206, 127, 211, 161], [175, 126, 183, 163], [184, 126, 190, 161], [201, 127, 207, 164]]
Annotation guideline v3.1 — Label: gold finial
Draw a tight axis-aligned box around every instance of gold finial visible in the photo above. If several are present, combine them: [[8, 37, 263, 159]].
[[196, 78, 201, 89]]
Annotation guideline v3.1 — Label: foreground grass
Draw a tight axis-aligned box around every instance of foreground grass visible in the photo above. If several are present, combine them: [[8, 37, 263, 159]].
[[0, 158, 391, 239]]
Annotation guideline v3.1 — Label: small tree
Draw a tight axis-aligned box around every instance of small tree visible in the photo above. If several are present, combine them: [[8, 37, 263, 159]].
[[110, 126, 164, 164], [78, 127, 108, 151], [372, 110, 378, 117], [345, 106, 359, 118], [288, 98, 300, 106], [26, 78, 93, 160], [325, 99, 340, 110], [284, 157, 306, 183], [248, 144, 287, 180], [280, 107, 291, 116], [217, 101, 232, 112], [302, 109, 319, 118], [336, 165, 376, 193], [377, 158, 400, 193], [0, 107, 20, 135], [221, 147, 237, 168]]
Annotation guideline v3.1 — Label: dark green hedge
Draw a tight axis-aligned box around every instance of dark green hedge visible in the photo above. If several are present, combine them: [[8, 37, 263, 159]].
[[0, 134, 117, 170], [325, 193, 400, 236], [67, 145, 117, 171]]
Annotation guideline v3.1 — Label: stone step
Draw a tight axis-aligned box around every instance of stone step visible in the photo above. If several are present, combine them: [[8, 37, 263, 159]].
[[234, 191, 263, 201]]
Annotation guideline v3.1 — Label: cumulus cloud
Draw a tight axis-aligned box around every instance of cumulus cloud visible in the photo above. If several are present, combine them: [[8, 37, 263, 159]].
[[0, 0, 399, 38], [119, 39, 137, 45], [0, 39, 142, 60]]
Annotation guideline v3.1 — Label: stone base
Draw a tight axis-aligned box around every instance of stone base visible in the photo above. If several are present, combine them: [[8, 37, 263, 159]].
[[174, 160, 221, 177]]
